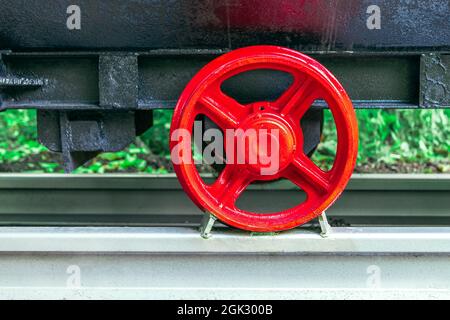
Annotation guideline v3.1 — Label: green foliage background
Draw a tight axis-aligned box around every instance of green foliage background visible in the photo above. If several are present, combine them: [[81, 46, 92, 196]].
[[0, 108, 448, 173]]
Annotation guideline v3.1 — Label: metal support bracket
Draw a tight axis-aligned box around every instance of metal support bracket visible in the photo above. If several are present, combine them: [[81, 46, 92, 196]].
[[200, 212, 217, 239], [200, 211, 332, 239], [318, 211, 332, 238]]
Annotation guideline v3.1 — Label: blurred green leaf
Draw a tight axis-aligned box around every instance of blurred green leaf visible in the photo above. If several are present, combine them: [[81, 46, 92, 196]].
[[0, 108, 447, 174]]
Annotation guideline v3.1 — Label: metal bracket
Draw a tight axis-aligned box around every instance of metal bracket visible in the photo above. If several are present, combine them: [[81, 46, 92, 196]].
[[318, 211, 332, 238], [200, 212, 217, 239], [200, 211, 332, 239]]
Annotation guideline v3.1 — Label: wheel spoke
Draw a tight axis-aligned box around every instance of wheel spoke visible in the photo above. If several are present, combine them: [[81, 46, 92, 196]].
[[198, 89, 247, 130], [208, 165, 253, 207], [284, 154, 330, 196], [277, 77, 322, 120]]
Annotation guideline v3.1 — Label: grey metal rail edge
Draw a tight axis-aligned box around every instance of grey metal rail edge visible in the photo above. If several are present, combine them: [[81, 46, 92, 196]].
[[0, 226, 450, 299], [0, 173, 449, 299], [0, 173, 447, 226]]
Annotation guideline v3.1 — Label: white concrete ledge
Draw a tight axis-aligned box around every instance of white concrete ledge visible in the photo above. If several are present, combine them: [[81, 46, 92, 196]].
[[0, 226, 450, 254]]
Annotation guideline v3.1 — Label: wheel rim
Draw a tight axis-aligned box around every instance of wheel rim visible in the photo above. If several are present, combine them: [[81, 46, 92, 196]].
[[170, 45, 358, 232]]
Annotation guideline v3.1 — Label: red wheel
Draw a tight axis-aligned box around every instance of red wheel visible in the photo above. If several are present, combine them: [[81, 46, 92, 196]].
[[170, 45, 358, 232]]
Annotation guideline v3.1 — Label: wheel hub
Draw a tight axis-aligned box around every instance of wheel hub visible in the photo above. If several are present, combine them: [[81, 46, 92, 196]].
[[237, 109, 298, 176]]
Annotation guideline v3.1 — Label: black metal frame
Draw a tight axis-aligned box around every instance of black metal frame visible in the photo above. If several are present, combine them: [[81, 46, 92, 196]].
[[0, 0, 449, 170]]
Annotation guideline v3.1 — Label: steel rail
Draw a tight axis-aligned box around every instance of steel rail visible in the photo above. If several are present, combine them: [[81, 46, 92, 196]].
[[0, 174, 448, 299], [0, 173, 447, 226], [0, 226, 450, 299]]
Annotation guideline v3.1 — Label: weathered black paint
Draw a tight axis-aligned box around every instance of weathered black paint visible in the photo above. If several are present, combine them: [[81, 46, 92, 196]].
[[37, 109, 153, 172], [0, 0, 449, 171], [420, 54, 450, 108], [0, 0, 449, 52]]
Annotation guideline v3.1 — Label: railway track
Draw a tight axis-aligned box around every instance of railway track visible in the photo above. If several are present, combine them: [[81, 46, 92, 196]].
[[0, 173, 449, 299], [0, 173, 448, 226]]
